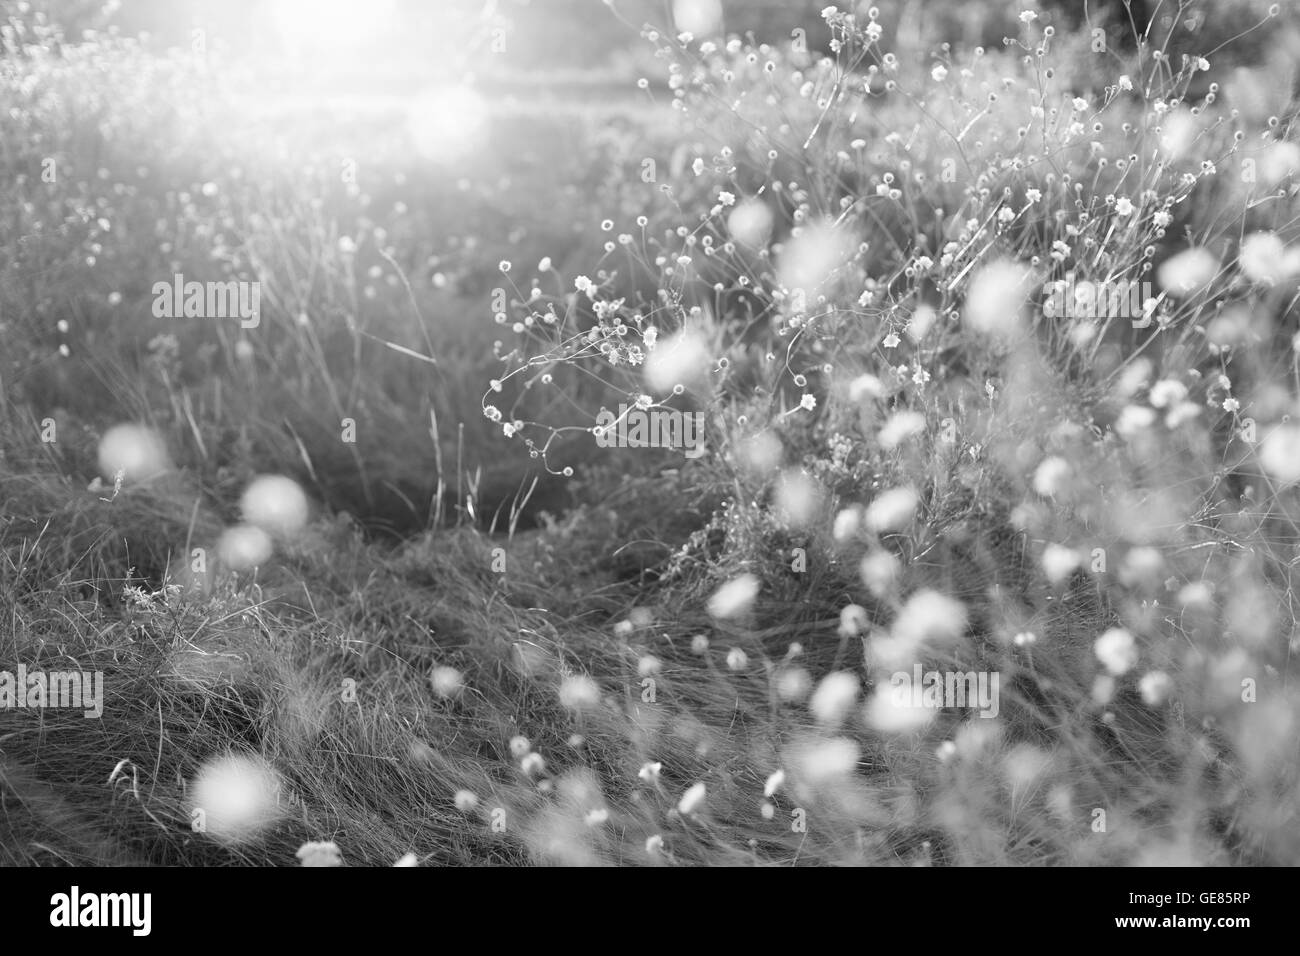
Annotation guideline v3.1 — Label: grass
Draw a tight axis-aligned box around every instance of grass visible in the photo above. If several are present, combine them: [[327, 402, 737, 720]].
[[2, 0, 1300, 866]]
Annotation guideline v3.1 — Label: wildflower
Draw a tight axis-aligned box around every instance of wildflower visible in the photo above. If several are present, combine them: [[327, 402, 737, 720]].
[[1018, 10, 1037, 23], [726, 647, 749, 670], [1148, 379, 1187, 409], [931, 65, 947, 82], [692, 157, 706, 176], [430, 666, 463, 698], [296, 841, 344, 867], [763, 769, 785, 797], [860, 551, 899, 597], [708, 573, 760, 619], [798, 393, 817, 411], [878, 410, 926, 449], [453, 790, 478, 812], [645, 834, 665, 855], [833, 507, 861, 542], [838, 604, 868, 637], [690, 633, 710, 654], [1033, 456, 1071, 496], [509, 735, 531, 758], [189, 754, 284, 845], [240, 475, 308, 537], [1094, 628, 1139, 676], [393, 853, 418, 867], [1118, 74, 1133, 91], [1260, 424, 1300, 483], [864, 486, 918, 532], [810, 672, 859, 725], [775, 666, 812, 701], [638, 761, 662, 783], [521, 752, 546, 776], [1114, 196, 1134, 216], [559, 675, 601, 710], [1239, 232, 1298, 285], [717, 190, 735, 206], [678, 782, 707, 814], [1041, 543, 1081, 584]]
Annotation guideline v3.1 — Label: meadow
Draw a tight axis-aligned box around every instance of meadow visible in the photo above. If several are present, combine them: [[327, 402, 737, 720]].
[[2, 0, 1299, 866]]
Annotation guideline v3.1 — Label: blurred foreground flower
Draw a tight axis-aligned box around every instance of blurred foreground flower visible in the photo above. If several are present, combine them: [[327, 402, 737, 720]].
[[189, 753, 284, 844], [97, 423, 170, 483], [241, 475, 309, 537], [296, 841, 344, 867]]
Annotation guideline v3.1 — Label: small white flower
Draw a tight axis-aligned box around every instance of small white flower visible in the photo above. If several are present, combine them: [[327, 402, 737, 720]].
[[763, 769, 786, 798], [678, 782, 707, 814], [295, 841, 344, 867], [1094, 627, 1139, 676], [638, 761, 662, 783], [1138, 670, 1175, 706], [521, 752, 546, 776]]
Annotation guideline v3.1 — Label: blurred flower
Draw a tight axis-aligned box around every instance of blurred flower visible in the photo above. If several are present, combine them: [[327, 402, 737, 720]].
[[763, 769, 786, 797], [296, 841, 343, 867], [430, 666, 463, 698], [1157, 247, 1217, 296], [726, 647, 749, 670], [216, 524, 273, 571], [864, 486, 918, 532], [810, 671, 859, 725], [189, 753, 284, 844], [1041, 543, 1081, 584], [240, 475, 309, 537], [1138, 671, 1175, 706], [708, 573, 760, 619], [859, 551, 899, 597], [1094, 628, 1139, 675], [1239, 231, 1300, 284], [1033, 456, 1071, 496], [453, 790, 479, 812], [521, 752, 546, 776], [775, 666, 812, 701], [678, 781, 707, 814], [559, 675, 601, 710], [963, 259, 1032, 338], [97, 423, 170, 483]]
